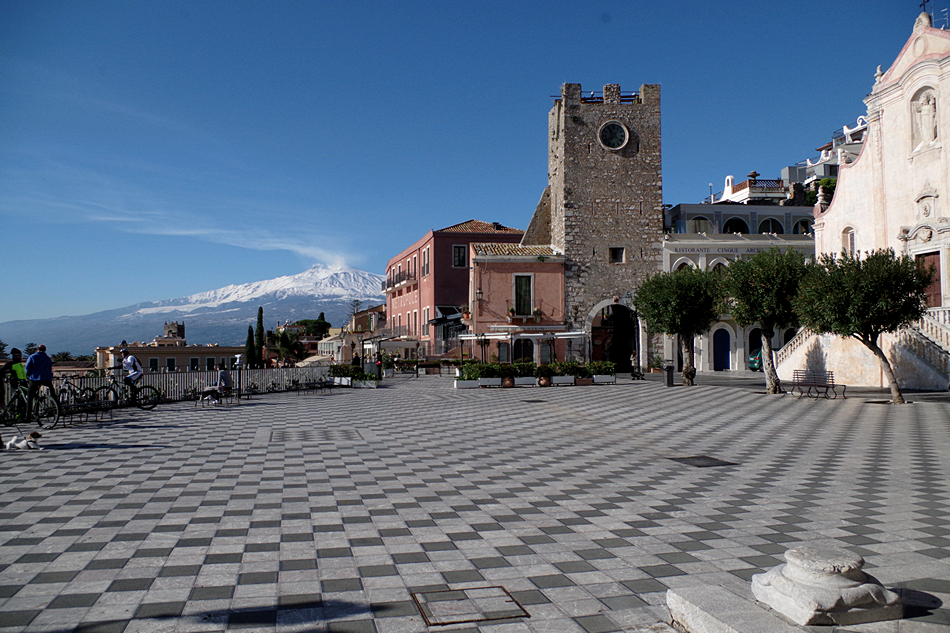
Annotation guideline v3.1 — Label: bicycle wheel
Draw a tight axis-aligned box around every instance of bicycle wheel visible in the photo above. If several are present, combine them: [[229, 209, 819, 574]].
[[58, 385, 80, 407], [35, 394, 60, 429], [1, 397, 24, 427], [135, 385, 161, 411], [93, 386, 118, 410]]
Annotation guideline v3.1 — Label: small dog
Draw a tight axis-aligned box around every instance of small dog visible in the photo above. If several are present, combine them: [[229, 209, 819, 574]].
[[5, 432, 43, 450]]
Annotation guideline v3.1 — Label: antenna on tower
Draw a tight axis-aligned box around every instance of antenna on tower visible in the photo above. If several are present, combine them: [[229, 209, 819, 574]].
[[939, 6, 949, 28]]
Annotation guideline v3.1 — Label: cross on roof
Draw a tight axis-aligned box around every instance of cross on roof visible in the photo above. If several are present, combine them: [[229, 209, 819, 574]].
[[921, 0, 930, 12]]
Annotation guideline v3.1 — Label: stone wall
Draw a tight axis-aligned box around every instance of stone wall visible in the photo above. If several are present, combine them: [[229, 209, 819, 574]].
[[547, 82, 664, 326]]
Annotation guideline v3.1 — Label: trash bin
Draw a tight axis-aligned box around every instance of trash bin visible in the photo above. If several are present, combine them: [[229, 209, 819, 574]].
[[665, 365, 674, 387]]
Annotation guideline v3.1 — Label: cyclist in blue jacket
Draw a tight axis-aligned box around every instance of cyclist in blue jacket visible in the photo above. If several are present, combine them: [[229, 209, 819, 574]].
[[25, 345, 56, 422]]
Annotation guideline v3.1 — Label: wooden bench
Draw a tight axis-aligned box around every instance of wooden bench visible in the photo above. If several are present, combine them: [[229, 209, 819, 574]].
[[790, 370, 847, 399]]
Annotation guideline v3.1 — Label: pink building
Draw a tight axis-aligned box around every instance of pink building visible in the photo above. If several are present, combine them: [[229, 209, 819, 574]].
[[383, 220, 523, 357], [462, 243, 581, 363]]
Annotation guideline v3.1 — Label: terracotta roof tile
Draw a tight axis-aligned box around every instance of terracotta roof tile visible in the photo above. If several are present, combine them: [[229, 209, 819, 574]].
[[471, 243, 558, 257], [436, 219, 524, 234]]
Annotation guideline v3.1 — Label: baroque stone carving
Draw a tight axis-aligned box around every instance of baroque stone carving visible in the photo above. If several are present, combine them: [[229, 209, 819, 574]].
[[914, 91, 938, 150], [751, 546, 902, 626]]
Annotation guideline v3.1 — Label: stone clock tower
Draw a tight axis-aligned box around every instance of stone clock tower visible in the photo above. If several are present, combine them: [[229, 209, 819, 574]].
[[523, 82, 664, 326]]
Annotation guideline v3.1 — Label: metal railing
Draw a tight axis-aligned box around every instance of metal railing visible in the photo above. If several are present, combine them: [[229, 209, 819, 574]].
[[382, 270, 417, 292], [2, 366, 332, 408]]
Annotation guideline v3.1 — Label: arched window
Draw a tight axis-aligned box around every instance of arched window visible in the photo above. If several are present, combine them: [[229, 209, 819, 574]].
[[723, 218, 749, 234], [758, 218, 784, 234], [793, 219, 813, 234], [687, 216, 713, 233], [842, 227, 855, 254]]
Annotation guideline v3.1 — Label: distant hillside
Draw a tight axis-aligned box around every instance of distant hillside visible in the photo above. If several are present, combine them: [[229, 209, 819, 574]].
[[0, 265, 385, 355]]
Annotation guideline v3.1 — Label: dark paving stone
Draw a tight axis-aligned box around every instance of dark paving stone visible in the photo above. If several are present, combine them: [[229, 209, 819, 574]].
[[190, 585, 235, 600], [530, 574, 576, 588], [621, 578, 669, 594], [133, 601, 184, 618], [29, 570, 80, 584], [48, 593, 102, 608], [322, 578, 363, 592], [238, 571, 278, 585], [280, 559, 318, 571], [205, 553, 243, 564]]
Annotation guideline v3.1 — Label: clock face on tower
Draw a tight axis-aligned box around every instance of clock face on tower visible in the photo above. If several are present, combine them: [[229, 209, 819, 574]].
[[598, 121, 629, 150]]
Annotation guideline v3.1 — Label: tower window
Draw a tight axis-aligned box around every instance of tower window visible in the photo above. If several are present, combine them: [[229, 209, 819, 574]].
[[609, 247, 625, 263]]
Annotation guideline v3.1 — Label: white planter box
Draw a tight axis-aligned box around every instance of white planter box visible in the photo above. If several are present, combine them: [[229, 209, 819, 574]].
[[454, 380, 479, 389], [593, 375, 616, 384], [383, 369, 394, 378], [333, 377, 352, 387], [478, 378, 503, 387], [552, 376, 575, 386], [514, 377, 536, 386], [353, 380, 378, 389]]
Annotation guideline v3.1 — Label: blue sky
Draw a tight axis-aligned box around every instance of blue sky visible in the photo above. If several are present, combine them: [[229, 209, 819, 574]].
[[0, 0, 934, 322]]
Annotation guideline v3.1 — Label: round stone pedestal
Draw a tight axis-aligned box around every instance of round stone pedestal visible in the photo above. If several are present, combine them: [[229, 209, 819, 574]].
[[751, 545, 902, 626]]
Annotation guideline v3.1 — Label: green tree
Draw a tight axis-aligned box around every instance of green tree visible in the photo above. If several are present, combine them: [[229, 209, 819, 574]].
[[793, 249, 933, 404], [725, 247, 808, 394], [297, 313, 332, 339], [52, 351, 73, 362], [274, 330, 306, 364], [634, 267, 723, 386], [255, 307, 265, 367], [244, 326, 257, 368], [24, 343, 37, 355], [0, 339, 7, 359]]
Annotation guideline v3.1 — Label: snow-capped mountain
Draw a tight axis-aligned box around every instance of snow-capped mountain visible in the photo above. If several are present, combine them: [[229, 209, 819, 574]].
[[0, 265, 385, 355]]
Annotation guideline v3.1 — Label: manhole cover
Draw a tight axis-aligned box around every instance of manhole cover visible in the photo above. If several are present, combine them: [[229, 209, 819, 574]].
[[411, 586, 529, 626], [669, 455, 737, 468], [270, 429, 362, 443]]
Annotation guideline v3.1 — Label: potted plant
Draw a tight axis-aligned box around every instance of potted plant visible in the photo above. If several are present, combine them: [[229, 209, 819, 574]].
[[649, 355, 664, 373], [572, 362, 594, 386], [532, 307, 543, 322], [497, 363, 518, 388], [535, 364, 555, 387], [454, 362, 480, 389], [507, 306, 516, 323], [513, 362, 537, 386], [352, 370, 379, 389], [478, 363, 502, 388], [588, 361, 617, 384], [551, 362, 576, 386]]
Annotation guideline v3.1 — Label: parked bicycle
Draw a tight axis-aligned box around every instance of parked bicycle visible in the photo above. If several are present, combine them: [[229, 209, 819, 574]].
[[58, 378, 96, 408], [2, 382, 60, 429], [95, 371, 162, 411]]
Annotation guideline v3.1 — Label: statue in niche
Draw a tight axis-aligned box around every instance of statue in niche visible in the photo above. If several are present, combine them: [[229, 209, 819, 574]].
[[914, 91, 938, 150]]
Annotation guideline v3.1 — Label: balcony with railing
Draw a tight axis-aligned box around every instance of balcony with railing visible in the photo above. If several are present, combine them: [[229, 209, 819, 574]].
[[382, 270, 417, 293]]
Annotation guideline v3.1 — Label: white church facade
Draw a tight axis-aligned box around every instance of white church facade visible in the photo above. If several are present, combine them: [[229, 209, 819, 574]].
[[787, 10, 950, 390]]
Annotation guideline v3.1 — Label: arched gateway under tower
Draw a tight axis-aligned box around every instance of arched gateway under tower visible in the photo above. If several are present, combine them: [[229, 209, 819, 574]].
[[586, 300, 639, 372]]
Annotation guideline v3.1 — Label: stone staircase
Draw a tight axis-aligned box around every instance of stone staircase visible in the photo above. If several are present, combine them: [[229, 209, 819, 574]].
[[899, 307, 950, 382], [774, 308, 950, 389]]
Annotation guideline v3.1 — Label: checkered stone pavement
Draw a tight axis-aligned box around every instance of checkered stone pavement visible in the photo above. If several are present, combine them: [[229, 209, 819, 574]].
[[0, 375, 948, 632]]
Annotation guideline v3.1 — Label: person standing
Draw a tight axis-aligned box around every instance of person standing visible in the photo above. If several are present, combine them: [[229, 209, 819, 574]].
[[25, 345, 56, 422], [0, 348, 26, 406]]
